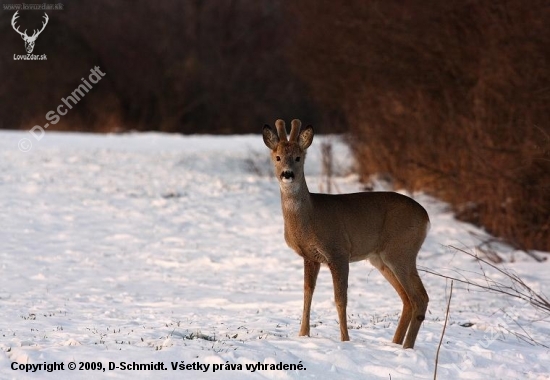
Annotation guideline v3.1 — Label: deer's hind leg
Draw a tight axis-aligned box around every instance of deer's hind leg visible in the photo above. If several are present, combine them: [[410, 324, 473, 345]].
[[370, 256, 413, 346], [397, 266, 428, 349], [381, 254, 428, 349]]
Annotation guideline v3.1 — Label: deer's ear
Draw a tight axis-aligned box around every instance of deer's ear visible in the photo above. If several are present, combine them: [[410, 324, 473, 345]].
[[298, 125, 314, 150], [263, 125, 279, 150]]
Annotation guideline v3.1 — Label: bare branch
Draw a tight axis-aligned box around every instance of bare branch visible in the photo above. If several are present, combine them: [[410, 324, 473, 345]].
[[434, 280, 453, 380]]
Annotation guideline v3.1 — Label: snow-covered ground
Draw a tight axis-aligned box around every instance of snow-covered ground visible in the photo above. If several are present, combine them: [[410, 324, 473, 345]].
[[1, 131, 549, 379]]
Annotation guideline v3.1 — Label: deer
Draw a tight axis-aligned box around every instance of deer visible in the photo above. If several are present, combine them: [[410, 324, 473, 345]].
[[11, 11, 49, 54], [263, 119, 430, 349]]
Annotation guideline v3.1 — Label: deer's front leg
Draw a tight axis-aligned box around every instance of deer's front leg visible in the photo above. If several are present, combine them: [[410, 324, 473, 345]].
[[300, 259, 321, 337], [328, 260, 350, 341]]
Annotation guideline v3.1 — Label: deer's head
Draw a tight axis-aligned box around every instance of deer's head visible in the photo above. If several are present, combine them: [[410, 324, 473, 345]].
[[11, 11, 49, 54], [263, 119, 314, 188]]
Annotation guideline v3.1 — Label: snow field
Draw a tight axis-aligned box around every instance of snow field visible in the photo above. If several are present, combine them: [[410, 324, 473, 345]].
[[0, 131, 549, 379]]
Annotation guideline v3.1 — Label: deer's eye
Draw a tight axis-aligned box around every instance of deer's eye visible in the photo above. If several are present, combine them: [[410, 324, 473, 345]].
[[276, 156, 281, 161], [295, 157, 301, 162]]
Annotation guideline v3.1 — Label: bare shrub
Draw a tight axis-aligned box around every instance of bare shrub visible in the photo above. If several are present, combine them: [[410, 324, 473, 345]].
[[288, 0, 550, 251], [319, 140, 335, 193]]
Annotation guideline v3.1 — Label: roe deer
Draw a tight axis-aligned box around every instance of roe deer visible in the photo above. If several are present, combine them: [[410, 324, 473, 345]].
[[263, 119, 430, 349]]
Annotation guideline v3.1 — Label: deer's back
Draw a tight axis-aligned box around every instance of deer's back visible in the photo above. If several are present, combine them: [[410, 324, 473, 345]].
[[306, 191, 429, 262]]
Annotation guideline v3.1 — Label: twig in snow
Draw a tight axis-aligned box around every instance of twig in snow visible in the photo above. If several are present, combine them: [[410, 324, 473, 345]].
[[420, 245, 550, 316], [433, 280, 453, 380]]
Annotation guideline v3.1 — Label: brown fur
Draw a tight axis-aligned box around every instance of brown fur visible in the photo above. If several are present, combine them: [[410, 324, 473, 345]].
[[263, 119, 430, 349]]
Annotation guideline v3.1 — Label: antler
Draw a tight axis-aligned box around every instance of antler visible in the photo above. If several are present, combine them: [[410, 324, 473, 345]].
[[11, 12, 49, 39], [289, 119, 301, 142], [275, 119, 288, 141], [30, 13, 49, 38], [11, 11, 27, 38]]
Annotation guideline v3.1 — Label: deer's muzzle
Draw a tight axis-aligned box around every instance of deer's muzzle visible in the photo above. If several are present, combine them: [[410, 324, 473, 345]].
[[280, 170, 295, 183]]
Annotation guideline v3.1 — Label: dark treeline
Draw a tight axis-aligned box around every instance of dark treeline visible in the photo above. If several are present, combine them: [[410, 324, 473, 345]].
[[2, 1, 549, 251], [1, 0, 321, 133]]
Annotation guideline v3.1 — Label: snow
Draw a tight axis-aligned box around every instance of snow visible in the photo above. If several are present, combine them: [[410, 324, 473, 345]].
[[1, 131, 549, 379]]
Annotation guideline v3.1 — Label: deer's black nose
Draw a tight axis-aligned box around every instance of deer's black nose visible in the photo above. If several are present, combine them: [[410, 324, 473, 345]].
[[280, 170, 295, 182]]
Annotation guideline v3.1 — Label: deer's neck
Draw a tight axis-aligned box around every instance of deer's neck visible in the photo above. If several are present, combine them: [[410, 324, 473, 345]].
[[279, 179, 312, 218]]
